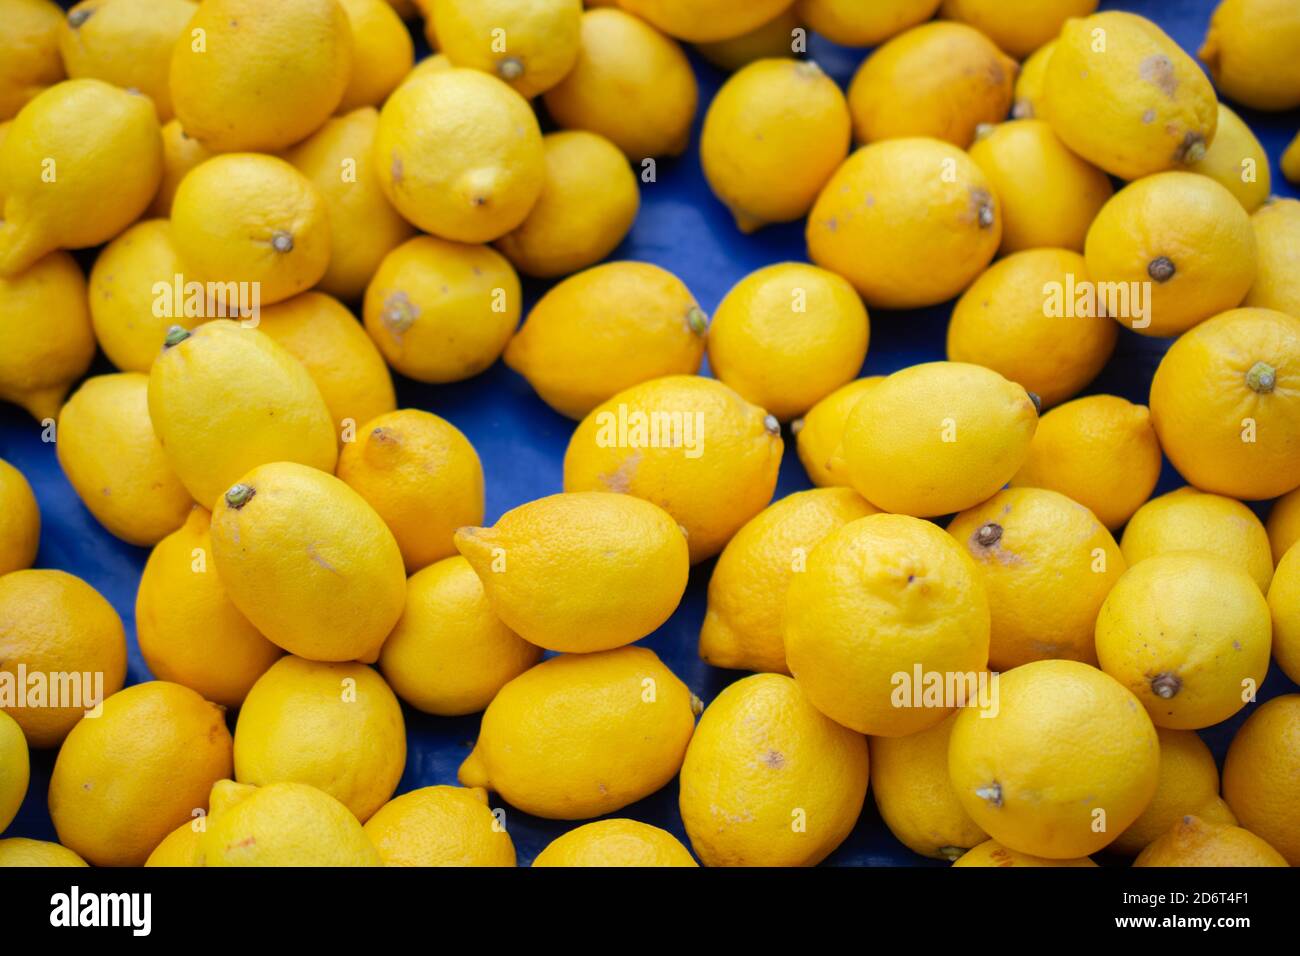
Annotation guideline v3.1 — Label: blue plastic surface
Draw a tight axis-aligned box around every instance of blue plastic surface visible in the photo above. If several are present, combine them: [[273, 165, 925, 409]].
[[3, 0, 1299, 866]]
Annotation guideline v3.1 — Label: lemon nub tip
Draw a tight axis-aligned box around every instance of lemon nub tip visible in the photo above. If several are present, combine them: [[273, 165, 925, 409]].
[[763, 414, 780, 436], [687, 307, 708, 336], [224, 483, 255, 510], [1150, 672, 1181, 699], [1027, 391, 1042, 413], [975, 782, 1003, 807], [271, 231, 294, 253], [68, 8, 92, 28], [163, 325, 191, 348], [974, 522, 1003, 548], [497, 57, 524, 82], [1147, 256, 1176, 283], [1246, 361, 1276, 394]]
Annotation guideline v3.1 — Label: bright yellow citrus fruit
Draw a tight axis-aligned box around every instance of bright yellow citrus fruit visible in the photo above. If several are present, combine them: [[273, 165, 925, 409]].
[[533, 819, 695, 867], [0, 838, 88, 867], [1189, 103, 1271, 212], [1134, 814, 1288, 867], [939, 0, 1097, 58], [0, 459, 39, 576], [144, 819, 201, 866], [792, 377, 881, 488], [1011, 39, 1054, 120], [1269, 487, 1300, 564], [1244, 198, 1300, 316], [364, 786, 516, 867], [795, 0, 940, 47], [0, 709, 28, 833], [0, 0, 64, 121], [618, 0, 795, 43], [336, 0, 414, 112], [146, 119, 210, 218], [1199, 0, 1300, 112], [433, 0, 581, 98], [1268, 541, 1300, 686], [694, 8, 801, 72], [951, 839, 1097, 867], [1222, 693, 1300, 865]]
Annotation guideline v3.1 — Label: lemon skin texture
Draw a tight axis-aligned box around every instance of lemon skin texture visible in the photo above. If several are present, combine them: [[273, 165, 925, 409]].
[[1134, 814, 1288, 867], [1011, 40, 1055, 120], [948, 659, 1159, 859], [458, 646, 698, 820], [792, 377, 881, 488], [795, 0, 940, 47], [433, 0, 581, 99], [700, 487, 877, 675], [169, 0, 352, 153], [336, 0, 415, 112], [147, 321, 338, 508], [1268, 542, 1300, 685], [0, 79, 161, 277], [0, 459, 40, 576], [1269, 488, 1300, 565], [144, 820, 202, 867], [135, 507, 282, 710], [0, 0, 64, 121], [363, 235, 521, 384], [365, 786, 516, 867], [564, 375, 784, 563], [839, 361, 1037, 518], [807, 138, 1001, 309], [209, 462, 406, 664], [695, 8, 802, 72], [378, 557, 540, 716], [784, 513, 991, 737], [951, 840, 1096, 867], [456, 492, 689, 654], [680, 674, 868, 866], [940, 0, 1097, 59], [495, 130, 640, 279], [1222, 694, 1300, 865], [0, 569, 127, 748], [48, 681, 233, 867], [0, 838, 88, 867], [146, 119, 211, 218], [1200, 0, 1300, 112], [1084, 172, 1256, 338], [505, 262, 706, 420], [0, 710, 28, 833], [1149, 307, 1300, 501], [534, 819, 695, 867], [1096, 552, 1271, 730], [1188, 104, 1271, 212], [1244, 199, 1300, 316], [618, 0, 794, 44], [1010, 394, 1161, 531]]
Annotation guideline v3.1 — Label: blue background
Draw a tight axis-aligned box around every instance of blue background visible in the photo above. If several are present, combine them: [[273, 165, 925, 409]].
[[4, 0, 1298, 866]]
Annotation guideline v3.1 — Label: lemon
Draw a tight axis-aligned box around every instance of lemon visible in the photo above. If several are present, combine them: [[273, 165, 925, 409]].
[[0, 710, 28, 833], [785, 513, 991, 736], [679, 673, 869, 866], [400, 54, 452, 89], [939, 0, 1097, 59], [433, 0, 581, 98], [1134, 815, 1288, 867], [1222, 693, 1300, 865], [1268, 542, 1300, 686], [364, 786, 516, 866], [146, 119, 211, 218], [792, 378, 880, 488], [1149, 307, 1300, 501], [147, 321, 338, 508], [619, 0, 794, 43], [1188, 104, 1271, 212], [695, 8, 801, 71], [1244, 198, 1300, 316], [1045, 11, 1217, 180], [0, 459, 40, 576], [807, 139, 1000, 309], [1011, 39, 1054, 120], [0, 569, 126, 748], [870, 712, 986, 861], [1285, 133, 1300, 183], [543, 9, 698, 159], [564, 375, 784, 563], [495, 131, 639, 279], [838, 362, 1037, 518], [363, 235, 520, 383], [458, 646, 698, 819], [55, 373, 192, 546], [795, 0, 940, 47], [0, 838, 88, 867], [0, 0, 64, 121], [504, 262, 706, 420], [144, 820, 201, 866], [374, 68, 544, 243], [534, 819, 695, 867], [210, 461, 406, 663], [700, 487, 877, 674], [49, 681, 233, 867], [1270, 488, 1300, 565], [1084, 172, 1256, 338], [847, 23, 1016, 149], [1009, 394, 1161, 531], [137, 507, 281, 709], [170, 0, 352, 152], [336, 0, 414, 111], [951, 840, 1096, 867], [1096, 552, 1270, 730], [968, 121, 1113, 255], [1120, 487, 1274, 594], [0, 79, 161, 277], [702, 59, 850, 233], [456, 492, 689, 654], [1200, 0, 1300, 112], [379, 557, 539, 715], [948, 659, 1159, 858], [947, 249, 1116, 408]]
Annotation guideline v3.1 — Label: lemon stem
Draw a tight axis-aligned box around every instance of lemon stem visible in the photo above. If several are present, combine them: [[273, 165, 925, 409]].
[[163, 325, 190, 348], [224, 484, 255, 510], [1246, 361, 1276, 394]]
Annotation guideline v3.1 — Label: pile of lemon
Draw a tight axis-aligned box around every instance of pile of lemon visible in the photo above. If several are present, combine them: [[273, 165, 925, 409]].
[[1, 0, 1300, 869]]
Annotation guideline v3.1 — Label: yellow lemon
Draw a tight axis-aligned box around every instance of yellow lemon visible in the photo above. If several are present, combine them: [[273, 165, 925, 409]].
[[847, 22, 1016, 148], [337, 0, 414, 111], [0, 0, 64, 121], [1009, 394, 1161, 531], [458, 646, 698, 819], [0, 459, 40, 576], [1200, 0, 1300, 112], [210, 461, 406, 663], [1189, 104, 1271, 212], [948, 659, 1159, 858], [495, 131, 639, 279], [838, 361, 1037, 518], [1222, 693, 1300, 864], [870, 713, 987, 861], [433, 0, 581, 98], [144, 820, 201, 866], [807, 139, 1001, 309], [1149, 307, 1300, 500], [1269, 488, 1300, 565], [618, 0, 794, 43], [0, 569, 126, 748], [136, 507, 282, 710], [374, 68, 543, 243], [1011, 39, 1055, 120], [947, 249, 1116, 407], [533, 819, 695, 867], [700, 487, 877, 675], [0, 710, 28, 833], [1084, 172, 1256, 338], [564, 375, 784, 563], [363, 235, 520, 383], [792, 377, 881, 488], [1045, 11, 1217, 180], [968, 120, 1113, 254], [795, 0, 940, 47], [146, 119, 211, 218], [364, 786, 516, 866], [1269, 542, 1300, 685], [951, 839, 1096, 867], [0, 79, 161, 276], [455, 492, 689, 654], [679, 673, 869, 866], [400, 54, 452, 89], [1244, 198, 1300, 316], [1120, 487, 1274, 594], [1285, 133, 1300, 183], [785, 513, 991, 736], [702, 59, 850, 233], [543, 9, 698, 159], [948, 488, 1124, 671], [0, 838, 88, 867], [147, 321, 338, 508], [49, 681, 233, 867], [1096, 552, 1271, 730], [940, 0, 1097, 59], [1134, 814, 1288, 867], [169, 0, 352, 153], [694, 8, 801, 72], [504, 262, 705, 420]]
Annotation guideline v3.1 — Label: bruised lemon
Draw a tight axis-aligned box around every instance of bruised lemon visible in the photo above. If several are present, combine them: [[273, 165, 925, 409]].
[[618, 0, 795, 44], [1244, 198, 1300, 317], [939, 0, 1096, 59], [533, 819, 695, 867], [793, 377, 881, 488], [1200, 0, 1300, 112], [795, 0, 940, 47], [1135, 815, 1288, 867], [433, 0, 581, 99], [1188, 103, 1271, 212], [364, 786, 516, 867], [0, 459, 39, 576]]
